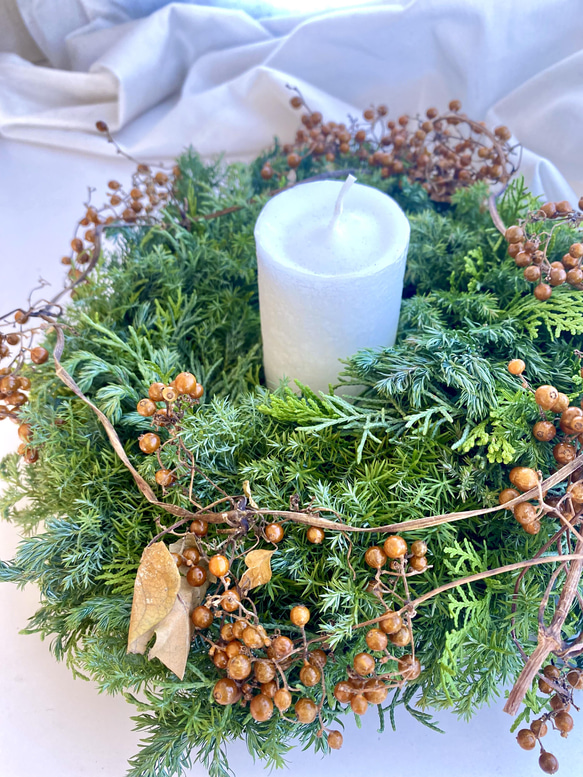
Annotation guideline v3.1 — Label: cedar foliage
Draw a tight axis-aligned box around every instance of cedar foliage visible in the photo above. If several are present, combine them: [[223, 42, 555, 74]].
[[2, 150, 583, 776]]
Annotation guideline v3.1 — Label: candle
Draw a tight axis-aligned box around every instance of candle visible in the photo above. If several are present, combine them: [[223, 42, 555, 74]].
[[254, 176, 410, 393]]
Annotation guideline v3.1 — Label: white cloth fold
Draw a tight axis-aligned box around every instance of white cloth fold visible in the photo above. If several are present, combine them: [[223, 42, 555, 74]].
[[1, 0, 582, 196]]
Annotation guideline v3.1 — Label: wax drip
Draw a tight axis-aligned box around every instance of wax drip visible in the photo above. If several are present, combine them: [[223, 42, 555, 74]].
[[328, 174, 357, 230]]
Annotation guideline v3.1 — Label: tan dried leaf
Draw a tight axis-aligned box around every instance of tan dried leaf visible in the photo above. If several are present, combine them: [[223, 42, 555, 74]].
[[239, 549, 275, 593], [148, 574, 208, 679], [127, 542, 181, 655], [242, 480, 259, 509]]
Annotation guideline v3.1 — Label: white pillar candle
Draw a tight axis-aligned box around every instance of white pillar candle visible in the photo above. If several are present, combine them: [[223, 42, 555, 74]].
[[254, 176, 410, 393]]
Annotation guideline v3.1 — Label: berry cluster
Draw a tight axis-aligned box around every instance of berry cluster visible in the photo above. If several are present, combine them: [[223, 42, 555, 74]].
[[260, 90, 518, 203], [499, 360, 583, 535], [516, 664, 583, 774], [136, 373, 205, 487], [504, 203, 583, 301], [0, 316, 51, 462]]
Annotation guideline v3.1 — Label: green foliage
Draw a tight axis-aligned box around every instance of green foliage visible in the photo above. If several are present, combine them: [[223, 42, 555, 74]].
[[2, 153, 583, 777]]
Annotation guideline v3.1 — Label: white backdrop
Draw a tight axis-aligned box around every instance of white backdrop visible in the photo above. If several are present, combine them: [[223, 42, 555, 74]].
[[2, 1, 583, 775]]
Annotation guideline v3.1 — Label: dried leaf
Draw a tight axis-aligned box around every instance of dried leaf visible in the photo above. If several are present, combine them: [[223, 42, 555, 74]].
[[148, 575, 208, 679], [242, 480, 259, 509], [239, 549, 275, 592], [127, 542, 181, 655]]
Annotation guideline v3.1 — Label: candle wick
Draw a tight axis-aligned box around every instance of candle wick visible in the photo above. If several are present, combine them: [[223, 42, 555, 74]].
[[329, 174, 357, 230]]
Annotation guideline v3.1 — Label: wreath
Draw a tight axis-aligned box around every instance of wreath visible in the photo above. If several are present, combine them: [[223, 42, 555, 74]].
[[2, 93, 583, 777]]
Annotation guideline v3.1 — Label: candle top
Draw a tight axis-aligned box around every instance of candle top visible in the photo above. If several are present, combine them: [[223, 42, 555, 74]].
[[255, 179, 410, 279]]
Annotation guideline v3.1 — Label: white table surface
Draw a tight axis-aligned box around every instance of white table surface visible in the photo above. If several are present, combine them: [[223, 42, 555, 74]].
[[1, 133, 582, 777]]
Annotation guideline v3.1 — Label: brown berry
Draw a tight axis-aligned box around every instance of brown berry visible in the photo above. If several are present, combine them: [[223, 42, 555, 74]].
[[274, 688, 292, 711], [551, 393, 569, 413], [254, 659, 276, 683], [287, 153, 301, 169], [499, 488, 520, 506], [389, 627, 411, 647], [174, 372, 197, 394], [307, 527, 325, 544], [24, 448, 39, 464], [190, 519, 208, 536], [539, 752, 559, 774], [508, 359, 526, 375], [505, 225, 524, 244], [309, 649, 327, 669], [550, 694, 570, 712], [553, 442, 576, 465], [232, 620, 247, 640], [265, 523, 284, 543], [509, 467, 539, 492], [271, 635, 293, 659], [524, 265, 541, 282], [328, 730, 343, 750], [250, 693, 274, 722], [567, 268, 583, 285], [410, 540, 427, 557], [191, 606, 213, 629], [397, 654, 422, 680], [514, 502, 538, 526], [18, 424, 32, 442], [183, 547, 200, 565], [383, 536, 408, 558], [290, 605, 310, 627], [366, 629, 388, 652], [350, 694, 368, 715], [535, 385, 559, 411], [549, 265, 567, 286], [569, 242, 583, 258], [379, 611, 402, 635], [227, 654, 252, 681], [137, 398, 157, 417], [541, 202, 557, 218], [557, 200, 572, 214], [212, 650, 228, 669], [242, 626, 263, 650], [554, 711, 573, 732], [534, 283, 552, 301], [148, 382, 165, 401], [530, 718, 548, 737], [155, 469, 175, 487], [260, 165, 273, 180], [333, 681, 353, 703], [409, 555, 428, 572], [139, 432, 160, 453], [295, 697, 318, 723], [363, 678, 388, 704], [516, 729, 536, 750], [353, 652, 375, 676], [300, 663, 321, 687], [213, 678, 241, 705], [364, 546, 387, 569], [186, 565, 207, 587], [523, 520, 541, 535], [190, 383, 204, 400], [208, 554, 230, 577], [533, 422, 556, 442], [221, 589, 241, 613], [30, 347, 49, 364], [567, 669, 583, 689]]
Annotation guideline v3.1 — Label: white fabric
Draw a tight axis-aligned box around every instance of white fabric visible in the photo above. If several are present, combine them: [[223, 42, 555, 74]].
[[0, 0, 582, 202]]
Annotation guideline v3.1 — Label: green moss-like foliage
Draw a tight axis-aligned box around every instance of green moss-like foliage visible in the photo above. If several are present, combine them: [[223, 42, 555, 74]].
[[2, 151, 583, 776]]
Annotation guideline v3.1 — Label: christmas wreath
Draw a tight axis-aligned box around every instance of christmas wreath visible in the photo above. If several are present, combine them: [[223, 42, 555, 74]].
[[2, 95, 583, 777]]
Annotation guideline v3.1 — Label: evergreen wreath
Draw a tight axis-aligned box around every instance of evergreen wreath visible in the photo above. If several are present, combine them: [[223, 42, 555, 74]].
[[2, 95, 583, 777]]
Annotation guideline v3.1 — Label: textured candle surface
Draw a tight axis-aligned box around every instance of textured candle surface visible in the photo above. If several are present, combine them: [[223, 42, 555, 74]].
[[255, 180, 410, 393]]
